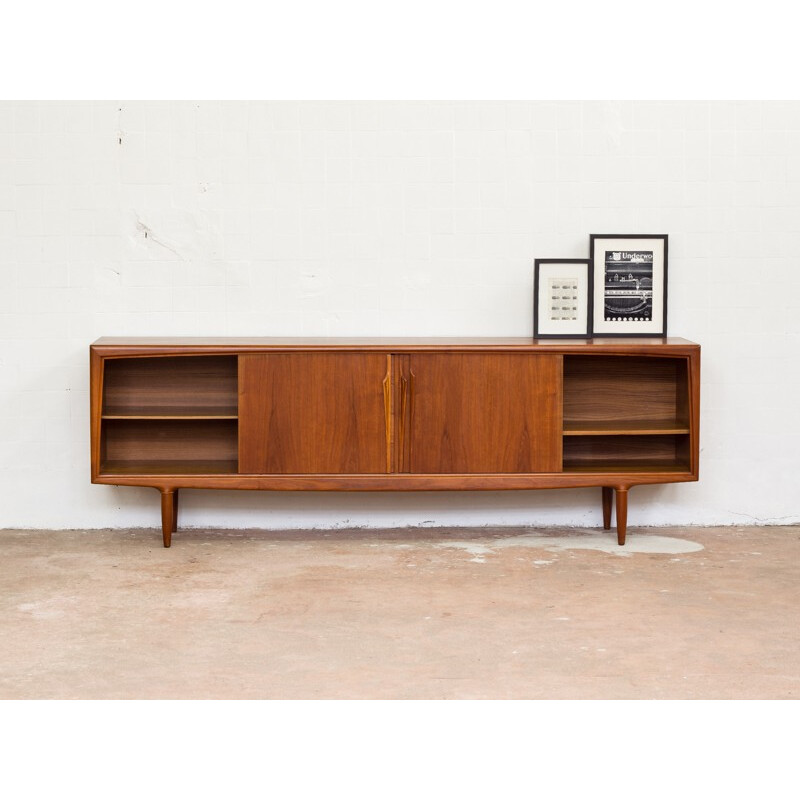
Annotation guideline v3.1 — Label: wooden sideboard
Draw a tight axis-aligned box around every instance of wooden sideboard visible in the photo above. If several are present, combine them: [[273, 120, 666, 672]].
[[90, 337, 700, 547]]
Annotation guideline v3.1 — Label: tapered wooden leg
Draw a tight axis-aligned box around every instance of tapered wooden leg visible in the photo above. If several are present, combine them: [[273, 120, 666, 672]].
[[172, 489, 179, 533], [615, 487, 628, 546], [160, 489, 175, 548], [602, 487, 613, 530]]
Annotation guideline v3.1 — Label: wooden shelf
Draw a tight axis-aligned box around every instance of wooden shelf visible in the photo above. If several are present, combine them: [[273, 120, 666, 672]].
[[563, 462, 691, 474], [102, 405, 238, 419], [563, 420, 689, 436], [101, 459, 239, 476]]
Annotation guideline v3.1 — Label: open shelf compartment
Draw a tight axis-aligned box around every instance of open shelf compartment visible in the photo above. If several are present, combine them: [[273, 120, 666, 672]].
[[100, 418, 238, 475], [102, 355, 238, 419], [562, 355, 689, 435], [562, 355, 691, 472], [563, 433, 691, 473]]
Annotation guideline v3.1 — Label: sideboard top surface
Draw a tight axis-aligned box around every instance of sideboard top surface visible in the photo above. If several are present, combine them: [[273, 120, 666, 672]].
[[92, 336, 699, 353]]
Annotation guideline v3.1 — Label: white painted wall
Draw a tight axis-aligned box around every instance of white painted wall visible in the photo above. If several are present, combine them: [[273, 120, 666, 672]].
[[1, 100, 798, 529]]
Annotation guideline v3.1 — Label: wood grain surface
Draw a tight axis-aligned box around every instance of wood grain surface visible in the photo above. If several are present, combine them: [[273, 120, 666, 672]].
[[403, 353, 562, 474], [238, 353, 388, 474]]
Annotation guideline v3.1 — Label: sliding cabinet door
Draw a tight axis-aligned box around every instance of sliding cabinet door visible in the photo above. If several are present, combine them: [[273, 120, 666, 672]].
[[401, 353, 562, 474], [239, 353, 390, 474]]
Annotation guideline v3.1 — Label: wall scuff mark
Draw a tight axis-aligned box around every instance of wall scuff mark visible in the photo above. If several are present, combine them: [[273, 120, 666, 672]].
[[134, 215, 185, 260]]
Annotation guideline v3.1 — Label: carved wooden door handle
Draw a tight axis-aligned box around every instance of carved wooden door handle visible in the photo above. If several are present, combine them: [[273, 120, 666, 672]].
[[382, 365, 391, 472]]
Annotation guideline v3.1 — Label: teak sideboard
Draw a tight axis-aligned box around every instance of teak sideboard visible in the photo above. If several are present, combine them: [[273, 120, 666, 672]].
[[90, 337, 700, 547]]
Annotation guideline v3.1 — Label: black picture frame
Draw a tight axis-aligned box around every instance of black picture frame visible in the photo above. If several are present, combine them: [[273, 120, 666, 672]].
[[589, 234, 668, 338], [533, 258, 592, 339]]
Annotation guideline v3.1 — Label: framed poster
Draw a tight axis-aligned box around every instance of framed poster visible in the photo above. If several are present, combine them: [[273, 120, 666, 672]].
[[533, 259, 592, 338], [590, 234, 668, 337]]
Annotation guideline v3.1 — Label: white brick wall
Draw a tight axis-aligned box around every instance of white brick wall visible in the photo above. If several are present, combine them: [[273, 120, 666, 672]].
[[1, 100, 798, 529]]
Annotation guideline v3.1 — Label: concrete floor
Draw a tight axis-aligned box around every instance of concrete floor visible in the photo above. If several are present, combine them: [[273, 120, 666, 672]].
[[1, 525, 798, 699]]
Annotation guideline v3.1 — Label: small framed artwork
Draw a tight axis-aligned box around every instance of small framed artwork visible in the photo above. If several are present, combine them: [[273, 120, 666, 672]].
[[533, 259, 592, 339], [590, 234, 668, 337]]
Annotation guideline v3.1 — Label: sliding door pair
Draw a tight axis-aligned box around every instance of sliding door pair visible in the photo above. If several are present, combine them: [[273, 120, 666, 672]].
[[238, 353, 562, 475]]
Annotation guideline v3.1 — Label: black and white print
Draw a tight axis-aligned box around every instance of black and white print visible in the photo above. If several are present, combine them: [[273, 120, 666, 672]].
[[589, 234, 667, 337], [603, 250, 653, 323]]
